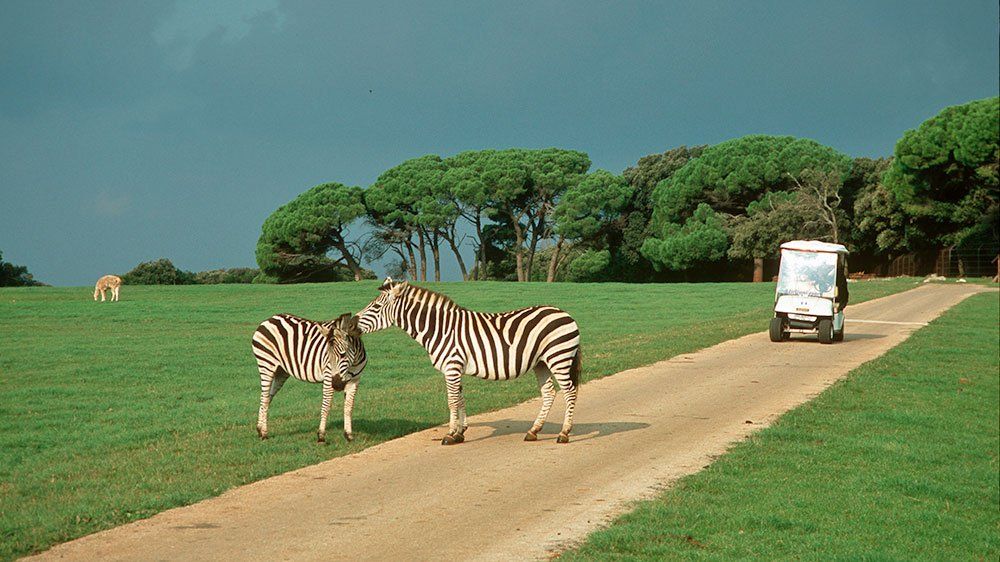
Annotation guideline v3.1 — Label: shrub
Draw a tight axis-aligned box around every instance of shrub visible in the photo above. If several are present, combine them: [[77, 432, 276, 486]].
[[121, 259, 195, 285]]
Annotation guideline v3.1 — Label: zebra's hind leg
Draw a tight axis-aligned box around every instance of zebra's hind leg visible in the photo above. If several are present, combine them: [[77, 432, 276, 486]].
[[548, 350, 581, 444], [257, 368, 288, 439], [525, 365, 557, 442]]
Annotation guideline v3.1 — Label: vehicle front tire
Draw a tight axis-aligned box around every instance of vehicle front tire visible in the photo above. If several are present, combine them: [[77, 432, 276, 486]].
[[818, 319, 834, 344], [769, 317, 786, 342]]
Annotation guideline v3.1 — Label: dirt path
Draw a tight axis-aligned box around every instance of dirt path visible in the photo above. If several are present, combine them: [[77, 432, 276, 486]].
[[30, 284, 990, 562]]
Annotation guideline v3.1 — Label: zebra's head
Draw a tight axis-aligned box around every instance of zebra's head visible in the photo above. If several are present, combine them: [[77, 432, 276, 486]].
[[357, 277, 406, 334], [320, 313, 362, 383]]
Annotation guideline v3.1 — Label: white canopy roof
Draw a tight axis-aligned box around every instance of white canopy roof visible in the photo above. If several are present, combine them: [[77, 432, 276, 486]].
[[780, 240, 849, 254]]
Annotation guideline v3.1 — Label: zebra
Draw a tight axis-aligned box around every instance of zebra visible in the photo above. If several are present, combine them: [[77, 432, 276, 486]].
[[251, 312, 366, 442], [355, 278, 581, 445]]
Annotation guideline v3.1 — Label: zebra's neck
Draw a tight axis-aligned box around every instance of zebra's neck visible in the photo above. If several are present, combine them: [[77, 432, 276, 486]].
[[394, 288, 460, 351]]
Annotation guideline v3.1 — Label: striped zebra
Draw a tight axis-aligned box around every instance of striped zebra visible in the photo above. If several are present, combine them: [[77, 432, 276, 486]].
[[356, 278, 581, 445], [251, 313, 366, 442]]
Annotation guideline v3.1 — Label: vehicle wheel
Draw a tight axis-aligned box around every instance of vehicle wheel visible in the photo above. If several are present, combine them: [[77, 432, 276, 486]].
[[769, 317, 785, 342], [817, 319, 834, 344]]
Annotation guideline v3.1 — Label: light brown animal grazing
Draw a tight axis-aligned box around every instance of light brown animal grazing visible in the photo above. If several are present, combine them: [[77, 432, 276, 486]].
[[94, 275, 122, 302]]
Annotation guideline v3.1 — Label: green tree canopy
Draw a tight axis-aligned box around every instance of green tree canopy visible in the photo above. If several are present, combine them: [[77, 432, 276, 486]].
[[643, 135, 852, 274], [551, 169, 632, 281], [640, 203, 729, 271], [0, 251, 43, 287], [614, 145, 706, 278], [256, 182, 366, 283], [728, 192, 830, 260], [367, 155, 451, 281], [651, 135, 852, 225], [885, 96, 999, 247], [554, 170, 632, 241]]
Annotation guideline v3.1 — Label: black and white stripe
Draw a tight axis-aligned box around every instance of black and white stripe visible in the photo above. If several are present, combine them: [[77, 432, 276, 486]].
[[356, 278, 581, 444], [251, 313, 366, 442]]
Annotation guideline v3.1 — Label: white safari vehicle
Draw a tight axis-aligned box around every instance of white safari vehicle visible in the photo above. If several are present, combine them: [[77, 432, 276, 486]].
[[770, 240, 849, 344]]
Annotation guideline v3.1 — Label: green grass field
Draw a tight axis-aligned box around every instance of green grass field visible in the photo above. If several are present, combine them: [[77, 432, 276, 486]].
[[0, 279, 918, 559], [560, 291, 999, 561]]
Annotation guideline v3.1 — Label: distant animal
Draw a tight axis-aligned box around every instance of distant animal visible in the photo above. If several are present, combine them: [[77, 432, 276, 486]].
[[251, 313, 366, 442], [356, 278, 581, 445], [93, 275, 122, 302]]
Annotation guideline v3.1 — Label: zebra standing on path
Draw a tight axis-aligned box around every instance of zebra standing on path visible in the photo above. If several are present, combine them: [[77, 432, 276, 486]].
[[251, 313, 366, 442], [355, 278, 581, 445]]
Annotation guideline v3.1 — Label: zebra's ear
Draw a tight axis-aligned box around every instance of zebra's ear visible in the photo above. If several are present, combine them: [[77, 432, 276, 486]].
[[317, 324, 331, 339], [390, 281, 407, 296], [348, 315, 362, 337], [379, 277, 394, 291]]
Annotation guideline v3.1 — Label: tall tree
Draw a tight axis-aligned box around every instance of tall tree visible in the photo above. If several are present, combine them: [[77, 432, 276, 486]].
[[367, 156, 449, 282], [614, 145, 706, 279], [552, 170, 632, 282], [884, 96, 999, 248], [442, 150, 496, 280], [522, 148, 591, 281], [727, 192, 830, 275], [644, 135, 851, 277], [256, 182, 366, 283], [443, 148, 590, 282]]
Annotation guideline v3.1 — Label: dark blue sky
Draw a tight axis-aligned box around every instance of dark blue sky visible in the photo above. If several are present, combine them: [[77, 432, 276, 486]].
[[2, 1, 997, 285]]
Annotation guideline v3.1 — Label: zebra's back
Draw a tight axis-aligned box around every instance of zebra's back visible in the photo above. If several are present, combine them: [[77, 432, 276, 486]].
[[458, 305, 579, 380], [252, 314, 331, 383]]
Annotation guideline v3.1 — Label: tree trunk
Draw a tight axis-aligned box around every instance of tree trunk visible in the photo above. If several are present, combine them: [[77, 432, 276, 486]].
[[405, 240, 418, 280], [525, 211, 545, 281], [474, 217, 485, 281], [431, 231, 441, 282], [546, 237, 564, 282], [446, 235, 468, 281], [753, 258, 764, 282], [333, 236, 362, 281], [510, 214, 526, 282], [416, 229, 427, 282]]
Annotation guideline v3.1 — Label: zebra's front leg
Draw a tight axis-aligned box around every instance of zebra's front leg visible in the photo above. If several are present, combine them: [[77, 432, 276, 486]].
[[441, 365, 466, 445], [317, 377, 334, 443], [256, 380, 273, 439], [342, 379, 358, 441], [525, 367, 557, 441]]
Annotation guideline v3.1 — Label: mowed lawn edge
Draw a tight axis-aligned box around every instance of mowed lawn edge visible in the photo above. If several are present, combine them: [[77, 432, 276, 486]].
[[0, 279, 918, 560], [559, 291, 999, 561]]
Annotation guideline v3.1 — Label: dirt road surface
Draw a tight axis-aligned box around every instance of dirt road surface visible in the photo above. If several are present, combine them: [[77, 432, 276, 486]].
[[29, 284, 990, 561]]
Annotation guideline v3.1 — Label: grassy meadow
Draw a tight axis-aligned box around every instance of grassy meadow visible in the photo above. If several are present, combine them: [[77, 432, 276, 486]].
[[560, 291, 999, 561], [0, 278, 918, 559]]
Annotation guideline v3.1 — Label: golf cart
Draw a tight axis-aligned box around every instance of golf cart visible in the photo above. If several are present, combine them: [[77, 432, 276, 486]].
[[769, 240, 849, 344]]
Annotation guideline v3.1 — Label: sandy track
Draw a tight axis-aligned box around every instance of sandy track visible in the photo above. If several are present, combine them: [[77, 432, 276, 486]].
[[29, 284, 989, 561]]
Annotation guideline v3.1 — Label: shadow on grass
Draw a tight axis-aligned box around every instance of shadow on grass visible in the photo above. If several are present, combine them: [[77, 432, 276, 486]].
[[466, 418, 650, 443]]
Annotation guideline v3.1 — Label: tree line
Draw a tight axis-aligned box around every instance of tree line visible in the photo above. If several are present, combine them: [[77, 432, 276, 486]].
[[255, 97, 998, 283]]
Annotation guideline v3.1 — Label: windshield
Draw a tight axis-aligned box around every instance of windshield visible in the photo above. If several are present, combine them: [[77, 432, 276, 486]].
[[776, 250, 838, 298]]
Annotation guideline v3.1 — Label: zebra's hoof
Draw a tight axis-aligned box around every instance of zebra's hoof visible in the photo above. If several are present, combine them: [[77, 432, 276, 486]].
[[441, 433, 464, 445], [556, 433, 570, 444], [344, 432, 353, 442], [523, 432, 538, 442], [317, 434, 326, 444]]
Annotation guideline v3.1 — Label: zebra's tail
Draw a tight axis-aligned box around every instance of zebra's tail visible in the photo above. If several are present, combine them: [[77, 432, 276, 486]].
[[569, 348, 582, 388]]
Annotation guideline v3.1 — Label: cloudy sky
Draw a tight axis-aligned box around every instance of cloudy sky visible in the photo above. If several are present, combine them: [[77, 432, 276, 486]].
[[1, 1, 997, 285]]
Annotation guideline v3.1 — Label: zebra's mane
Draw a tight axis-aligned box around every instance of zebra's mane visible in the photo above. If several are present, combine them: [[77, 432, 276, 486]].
[[400, 283, 461, 310]]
